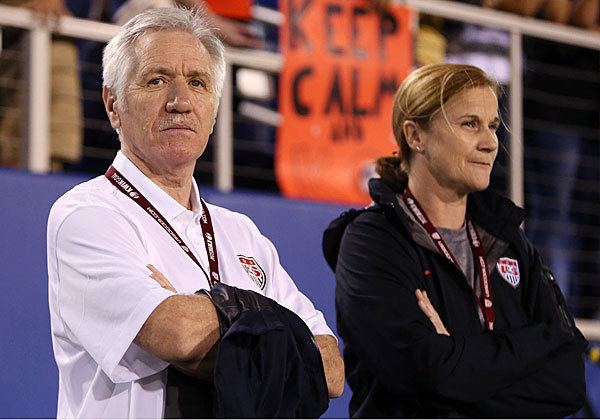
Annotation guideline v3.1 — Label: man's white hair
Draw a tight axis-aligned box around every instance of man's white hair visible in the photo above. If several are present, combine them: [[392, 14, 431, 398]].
[[102, 6, 226, 109]]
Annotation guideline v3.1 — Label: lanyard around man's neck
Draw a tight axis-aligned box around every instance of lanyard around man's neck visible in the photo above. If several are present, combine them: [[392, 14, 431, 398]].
[[105, 166, 220, 288]]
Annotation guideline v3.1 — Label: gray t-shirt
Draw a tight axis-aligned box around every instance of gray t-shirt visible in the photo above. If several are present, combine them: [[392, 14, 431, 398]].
[[438, 223, 486, 326], [437, 223, 480, 297]]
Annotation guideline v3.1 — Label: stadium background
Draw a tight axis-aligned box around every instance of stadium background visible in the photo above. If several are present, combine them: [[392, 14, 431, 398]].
[[0, 0, 599, 417]]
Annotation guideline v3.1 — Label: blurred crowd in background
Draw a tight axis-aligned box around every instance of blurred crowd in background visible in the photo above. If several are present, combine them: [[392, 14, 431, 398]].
[[0, 0, 598, 319]]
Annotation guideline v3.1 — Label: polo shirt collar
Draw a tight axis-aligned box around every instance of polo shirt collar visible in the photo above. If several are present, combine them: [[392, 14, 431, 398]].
[[188, 178, 204, 219], [111, 151, 201, 222]]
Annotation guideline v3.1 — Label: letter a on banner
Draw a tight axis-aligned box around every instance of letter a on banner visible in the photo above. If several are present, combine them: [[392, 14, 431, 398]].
[[277, 0, 413, 204]]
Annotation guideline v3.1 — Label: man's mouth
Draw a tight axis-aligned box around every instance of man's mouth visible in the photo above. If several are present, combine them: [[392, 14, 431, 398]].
[[161, 124, 194, 132]]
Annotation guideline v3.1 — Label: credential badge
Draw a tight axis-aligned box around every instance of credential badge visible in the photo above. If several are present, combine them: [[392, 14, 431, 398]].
[[238, 255, 266, 290], [496, 257, 520, 288]]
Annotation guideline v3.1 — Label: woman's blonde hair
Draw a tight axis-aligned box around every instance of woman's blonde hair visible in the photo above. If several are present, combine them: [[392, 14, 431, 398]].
[[376, 63, 500, 192]]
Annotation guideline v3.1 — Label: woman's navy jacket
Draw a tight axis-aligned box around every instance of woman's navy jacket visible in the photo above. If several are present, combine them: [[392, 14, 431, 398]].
[[323, 178, 587, 418]]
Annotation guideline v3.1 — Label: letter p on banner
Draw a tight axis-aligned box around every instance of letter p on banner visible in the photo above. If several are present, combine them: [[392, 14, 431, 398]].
[[276, 0, 413, 205]]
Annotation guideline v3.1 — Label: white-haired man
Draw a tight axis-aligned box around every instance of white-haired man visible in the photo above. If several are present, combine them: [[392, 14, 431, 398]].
[[47, 7, 343, 418]]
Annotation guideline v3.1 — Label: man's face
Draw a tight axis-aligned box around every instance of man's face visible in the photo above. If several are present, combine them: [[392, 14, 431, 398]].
[[108, 29, 217, 172]]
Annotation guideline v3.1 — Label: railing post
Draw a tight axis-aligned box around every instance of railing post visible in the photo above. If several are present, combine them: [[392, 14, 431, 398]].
[[24, 25, 51, 173], [215, 63, 234, 192], [509, 29, 524, 207]]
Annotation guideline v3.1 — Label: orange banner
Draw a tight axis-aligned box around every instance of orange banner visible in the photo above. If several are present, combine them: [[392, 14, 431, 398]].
[[204, 0, 252, 20], [276, 0, 413, 205]]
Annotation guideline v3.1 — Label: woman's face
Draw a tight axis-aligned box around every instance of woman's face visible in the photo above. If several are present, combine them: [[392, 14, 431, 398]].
[[419, 86, 500, 196]]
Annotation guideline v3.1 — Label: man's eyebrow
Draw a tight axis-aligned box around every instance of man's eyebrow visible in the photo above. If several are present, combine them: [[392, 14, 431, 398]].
[[139, 68, 212, 80], [141, 67, 175, 77], [186, 70, 212, 80]]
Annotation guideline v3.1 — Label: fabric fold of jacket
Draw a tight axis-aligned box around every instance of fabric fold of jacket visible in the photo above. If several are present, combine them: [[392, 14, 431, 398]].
[[166, 297, 329, 418]]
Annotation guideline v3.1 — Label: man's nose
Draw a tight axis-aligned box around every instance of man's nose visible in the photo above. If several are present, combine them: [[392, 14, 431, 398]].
[[165, 80, 192, 113]]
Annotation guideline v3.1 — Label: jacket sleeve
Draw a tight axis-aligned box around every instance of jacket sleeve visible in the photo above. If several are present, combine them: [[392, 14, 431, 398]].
[[462, 343, 586, 417], [462, 234, 588, 417], [335, 212, 579, 404]]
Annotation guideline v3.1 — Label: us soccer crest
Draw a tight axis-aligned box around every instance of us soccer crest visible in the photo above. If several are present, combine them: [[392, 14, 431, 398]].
[[497, 257, 520, 288], [238, 255, 266, 290]]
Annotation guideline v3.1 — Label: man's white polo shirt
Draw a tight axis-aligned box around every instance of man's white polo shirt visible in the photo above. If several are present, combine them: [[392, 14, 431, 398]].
[[47, 151, 333, 418]]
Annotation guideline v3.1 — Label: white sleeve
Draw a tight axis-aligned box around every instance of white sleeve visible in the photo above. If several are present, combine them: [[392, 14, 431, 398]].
[[53, 205, 174, 383], [243, 216, 334, 338]]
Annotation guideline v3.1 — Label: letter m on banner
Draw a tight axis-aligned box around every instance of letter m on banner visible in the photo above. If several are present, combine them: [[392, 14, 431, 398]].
[[277, 0, 413, 204]]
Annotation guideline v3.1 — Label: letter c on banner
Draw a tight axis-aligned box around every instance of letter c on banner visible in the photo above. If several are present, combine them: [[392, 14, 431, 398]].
[[293, 67, 313, 116]]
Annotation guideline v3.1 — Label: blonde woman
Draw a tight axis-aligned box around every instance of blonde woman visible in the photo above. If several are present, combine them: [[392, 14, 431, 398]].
[[323, 63, 587, 417]]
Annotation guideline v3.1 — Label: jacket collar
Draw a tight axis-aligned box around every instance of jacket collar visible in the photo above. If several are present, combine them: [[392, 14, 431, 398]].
[[368, 177, 526, 244]]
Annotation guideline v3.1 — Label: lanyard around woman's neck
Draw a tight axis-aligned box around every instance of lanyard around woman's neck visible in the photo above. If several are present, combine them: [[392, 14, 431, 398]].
[[401, 187, 495, 330], [105, 166, 220, 288]]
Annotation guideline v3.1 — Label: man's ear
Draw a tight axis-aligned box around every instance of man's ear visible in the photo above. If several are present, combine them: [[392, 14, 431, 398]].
[[102, 87, 121, 129], [403, 120, 426, 153], [210, 116, 216, 135]]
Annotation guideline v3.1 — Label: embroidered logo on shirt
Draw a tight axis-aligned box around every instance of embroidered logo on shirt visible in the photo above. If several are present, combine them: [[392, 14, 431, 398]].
[[237, 255, 266, 290], [496, 257, 520, 288]]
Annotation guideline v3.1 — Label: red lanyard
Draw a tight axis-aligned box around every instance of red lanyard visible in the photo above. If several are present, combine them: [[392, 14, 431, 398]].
[[105, 166, 220, 288], [401, 188, 495, 330]]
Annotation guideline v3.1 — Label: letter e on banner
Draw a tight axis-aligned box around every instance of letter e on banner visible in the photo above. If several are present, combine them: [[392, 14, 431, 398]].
[[276, 0, 413, 204]]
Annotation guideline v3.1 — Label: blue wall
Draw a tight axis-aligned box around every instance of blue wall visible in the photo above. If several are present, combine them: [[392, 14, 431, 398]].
[[0, 168, 351, 418], [2, 169, 598, 418]]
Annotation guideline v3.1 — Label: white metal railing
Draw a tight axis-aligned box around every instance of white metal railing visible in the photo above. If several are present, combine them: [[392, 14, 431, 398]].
[[0, 3, 282, 180], [0, 1, 599, 339]]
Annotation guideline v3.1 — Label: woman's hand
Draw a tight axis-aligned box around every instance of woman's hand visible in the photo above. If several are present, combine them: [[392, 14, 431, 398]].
[[20, 0, 70, 30], [207, 13, 262, 48], [147, 264, 178, 293], [416, 289, 450, 336], [21, 0, 70, 17]]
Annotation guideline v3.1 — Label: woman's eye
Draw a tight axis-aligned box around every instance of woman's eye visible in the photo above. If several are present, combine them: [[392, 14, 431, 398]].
[[462, 120, 477, 128]]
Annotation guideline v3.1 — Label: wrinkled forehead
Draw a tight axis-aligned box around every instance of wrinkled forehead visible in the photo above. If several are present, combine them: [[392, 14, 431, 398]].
[[444, 86, 499, 119], [128, 29, 212, 75]]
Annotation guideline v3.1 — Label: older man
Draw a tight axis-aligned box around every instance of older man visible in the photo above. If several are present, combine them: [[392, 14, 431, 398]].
[[47, 7, 343, 418]]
